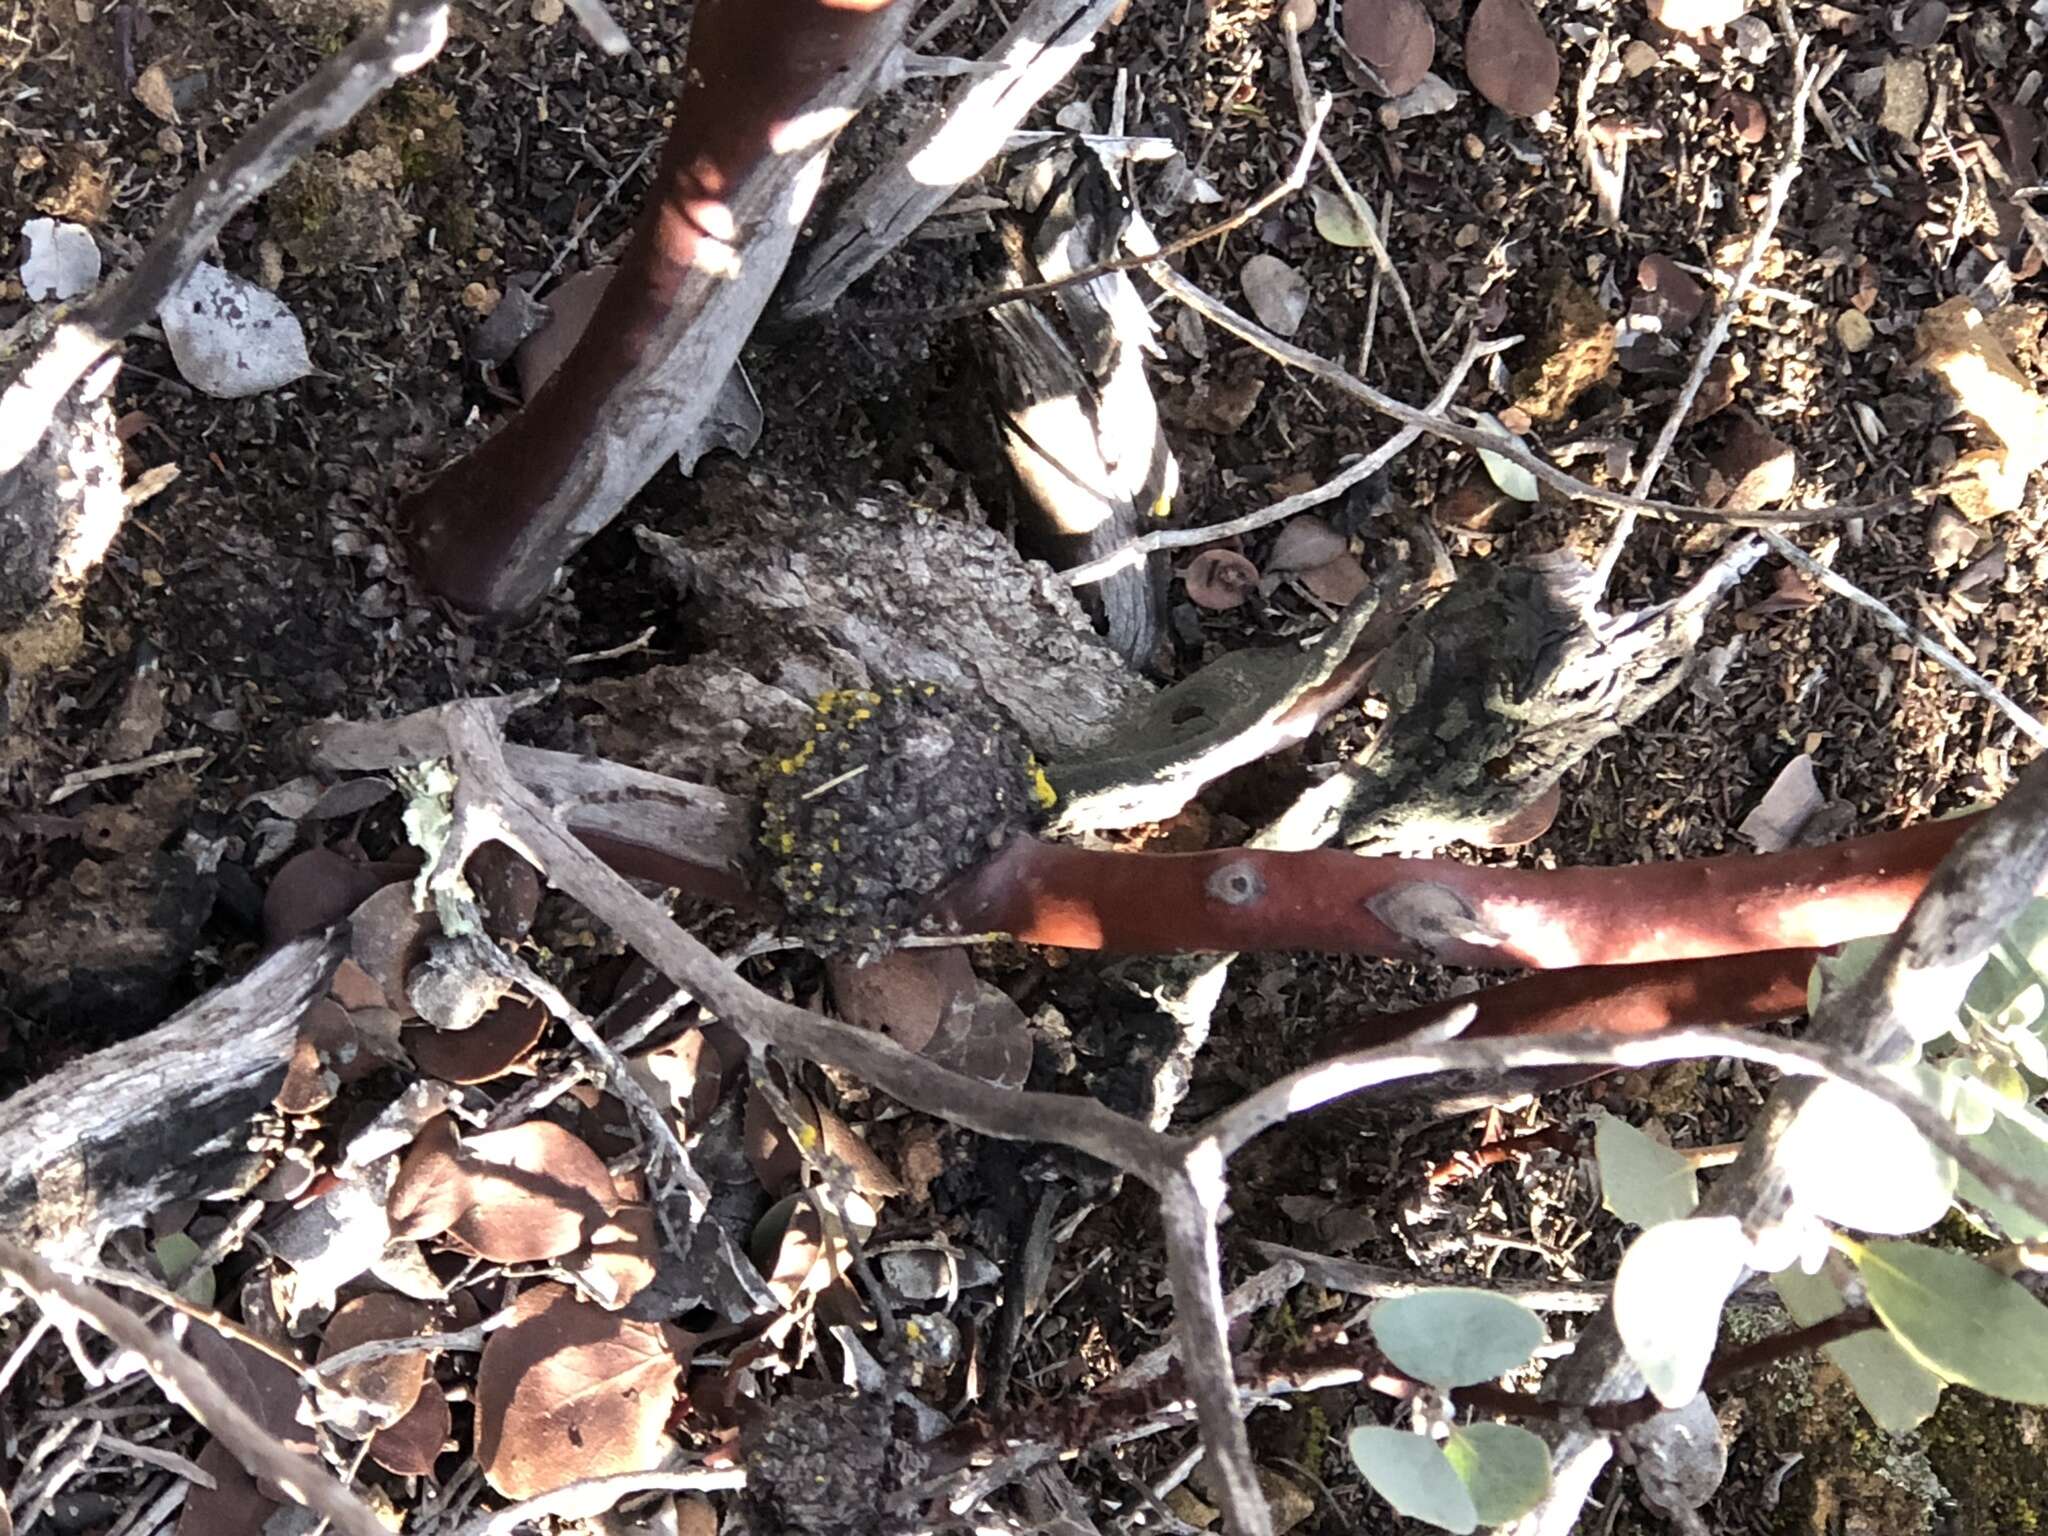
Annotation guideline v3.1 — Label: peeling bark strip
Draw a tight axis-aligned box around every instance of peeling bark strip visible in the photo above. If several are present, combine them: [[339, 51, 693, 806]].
[[401, 0, 911, 616], [778, 0, 1126, 320], [932, 816, 1976, 968]]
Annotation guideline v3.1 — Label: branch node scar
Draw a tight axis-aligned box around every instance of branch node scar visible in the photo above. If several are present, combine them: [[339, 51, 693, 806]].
[[1205, 861, 1266, 907]]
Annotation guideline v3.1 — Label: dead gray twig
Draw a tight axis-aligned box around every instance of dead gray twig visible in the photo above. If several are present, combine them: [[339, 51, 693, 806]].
[[781, 0, 1127, 320], [1758, 530, 2048, 747], [1139, 261, 1885, 531], [0, 1242, 385, 1536], [1278, 9, 1439, 380], [1065, 332, 1510, 588], [1588, 41, 1825, 600]]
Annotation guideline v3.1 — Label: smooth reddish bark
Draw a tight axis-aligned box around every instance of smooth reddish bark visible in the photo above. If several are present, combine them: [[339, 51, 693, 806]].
[[929, 816, 1975, 968], [403, 0, 908, 615], [1319, 947, 1817, 1056]]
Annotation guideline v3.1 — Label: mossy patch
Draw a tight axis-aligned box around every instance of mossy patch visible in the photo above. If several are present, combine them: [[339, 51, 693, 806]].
[[350, 82, 475, 253], [269, 145, 418, 271]]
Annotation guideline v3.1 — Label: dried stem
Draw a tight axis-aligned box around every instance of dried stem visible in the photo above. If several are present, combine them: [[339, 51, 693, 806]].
[[1759, 529, 2048, 747], [1065, 333, 1509, 589], [1589, 42, 1825, 598], [1143, 262, 1887, 530], [0, 1242, 385, 1536]]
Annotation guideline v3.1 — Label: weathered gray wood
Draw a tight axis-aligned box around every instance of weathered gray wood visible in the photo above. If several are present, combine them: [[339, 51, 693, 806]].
[[0, 934, 342, 1261]]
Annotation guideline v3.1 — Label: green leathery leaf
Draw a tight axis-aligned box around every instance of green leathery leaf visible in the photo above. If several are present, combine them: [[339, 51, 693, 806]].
[[1594, 1111, 1698, 1228], [1348, 1427, 1478, 1533], [1369, 1288, 1546, 1388], [1853, 1239, 2048, 1404], [1443, 1422, 1551, 1525]]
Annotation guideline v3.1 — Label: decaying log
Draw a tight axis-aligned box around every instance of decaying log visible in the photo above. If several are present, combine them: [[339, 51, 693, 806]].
[[0, 934, 341, 1264]]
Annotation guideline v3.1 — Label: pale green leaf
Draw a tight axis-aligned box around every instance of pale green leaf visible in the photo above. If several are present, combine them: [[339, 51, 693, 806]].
[[1614, 1216, 1748, 1407], [1825, 1329, 1945, 1433], [1348, 1427, 1478, 1533], [1310, 186, 1372, 248], [1855, 1239, 2048, 1404], [1779, 1078, 1955, 1234], [152, 1232, 215, 1308], [1443, 1422, 1551, 1525], [1770, 1263, 1845, 1328], [1773, 1263, 1942, 1431], [1471, 416, 1539, 503], [1954, 1100, 2048, 1242], [1369, 1288, 1546, 1388], [1594, 1111, 1698, 1229]]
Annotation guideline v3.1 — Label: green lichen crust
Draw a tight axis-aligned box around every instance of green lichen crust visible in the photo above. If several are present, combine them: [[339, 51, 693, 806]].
[[759, 684, 1056, 955]]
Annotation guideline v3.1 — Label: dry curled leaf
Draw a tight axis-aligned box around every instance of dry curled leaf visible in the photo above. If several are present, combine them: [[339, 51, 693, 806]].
[[349, 881, 437, 1014], [1713, 89, 1768, 144], [573, 1203, 661, 1309], [1266, 515, 1349, 573], [387, 1116, 617, 1263], [315, 1292, 434, 1436], [262, 848, 403, 947], [828, 947, 977, 1055], [1239, 253, 1310, 336], [744, 1086, 903, 1199], [367, 1378, 450, 1477], [1183, 548, 1260, 610], [1464, 0, 1559, 117], [174, 1440, 277, 1536], [406, 995, 548, 1085], [633, 1025, 726, 1129], [1300, 552, 1370, 605], [475, 1281, 686, 1510], [1342, 0, 1436, 95], [749, 1191, 879, 1305], [1636, 254, 1708, 331]]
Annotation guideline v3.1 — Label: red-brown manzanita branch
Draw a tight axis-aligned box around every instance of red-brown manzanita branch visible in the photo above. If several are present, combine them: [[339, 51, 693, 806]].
[[928, 817, 1974, 968], [1321, 948, 1818, 1055], [400, 0, 911, 616]]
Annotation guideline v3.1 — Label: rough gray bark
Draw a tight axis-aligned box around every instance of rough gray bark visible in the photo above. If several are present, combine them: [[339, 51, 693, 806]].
[[633, 471, 1148, 762], [0, 934, 342, 1263]]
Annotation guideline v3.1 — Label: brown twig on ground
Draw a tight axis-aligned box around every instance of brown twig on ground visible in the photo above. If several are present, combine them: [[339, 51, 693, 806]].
[[399, 0, 912, 617], [779, 0, 1127, 320], [1588, 42, 1826, 598], [0, 1242, 386, 1536], [0, 0, 451, 482]]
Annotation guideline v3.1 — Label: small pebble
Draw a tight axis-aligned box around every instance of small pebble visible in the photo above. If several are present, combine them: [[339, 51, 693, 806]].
[[1621, 39, 1659, 75]]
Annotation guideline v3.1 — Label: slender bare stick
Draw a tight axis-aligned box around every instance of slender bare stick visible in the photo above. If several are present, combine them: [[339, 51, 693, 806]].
[[0, 1242, 385, 1536], [1277, 9, 1438, 379], [1759, 529, 2048, 747], [1142, 263, 1883, 529], [1587, 43, 1823, 599], [0, 0, 451, 481], [1065, 334, 1508, 588]]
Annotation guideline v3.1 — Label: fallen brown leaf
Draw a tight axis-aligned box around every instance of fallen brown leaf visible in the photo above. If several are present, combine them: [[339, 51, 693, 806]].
[[367, 1378, 451, 1477], [1183, 548, 1260, 610], [315, 1293, 434, 1435], [1342, 0, 1436, 96], [1464, 0, 1558, 117], [475, 1281, 687, 1510], [387, 1116, 617, 1263]]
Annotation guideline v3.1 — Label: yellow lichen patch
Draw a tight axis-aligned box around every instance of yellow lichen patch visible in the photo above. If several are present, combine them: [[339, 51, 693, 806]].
[[1026, 757, 1058, 810]]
